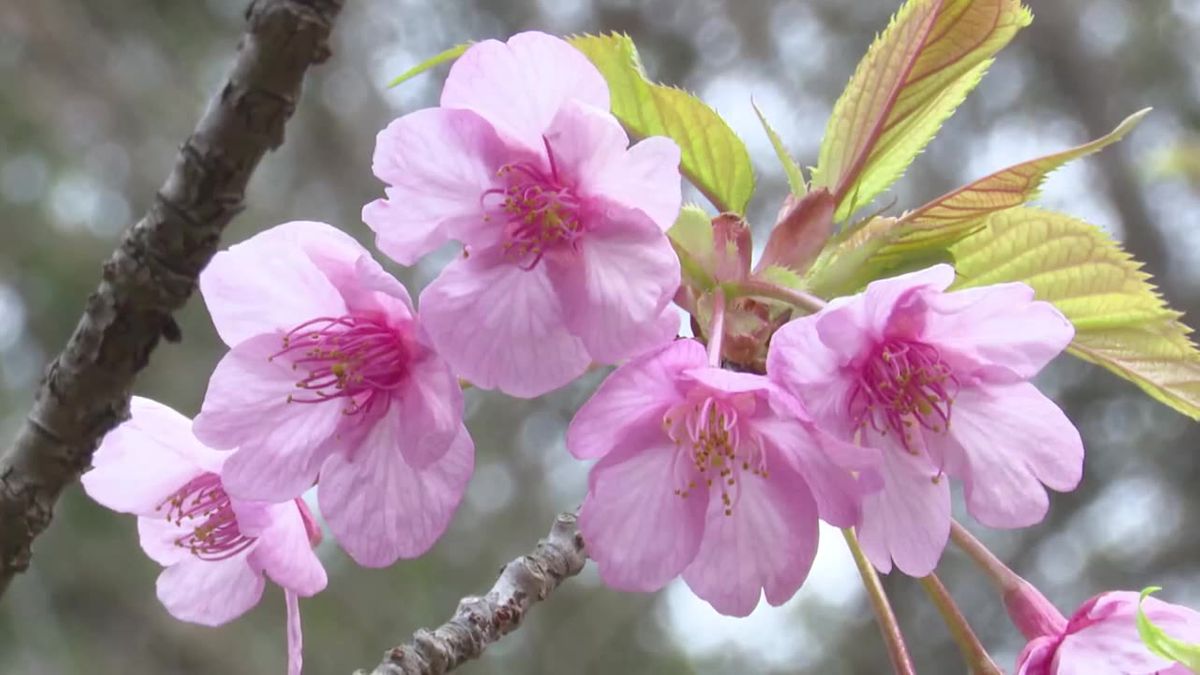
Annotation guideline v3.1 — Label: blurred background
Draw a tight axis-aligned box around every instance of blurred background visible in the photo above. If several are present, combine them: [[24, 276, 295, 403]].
[[2, 0, 1199, 673]]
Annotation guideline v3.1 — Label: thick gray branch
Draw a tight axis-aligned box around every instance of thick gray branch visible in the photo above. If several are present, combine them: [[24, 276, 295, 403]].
[[358, 512, 588, 675], [0, 0, 343, 597]]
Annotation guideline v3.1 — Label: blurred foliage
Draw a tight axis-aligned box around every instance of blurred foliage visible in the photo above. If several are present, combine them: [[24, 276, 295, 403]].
[[1, 1, 1199, 674]]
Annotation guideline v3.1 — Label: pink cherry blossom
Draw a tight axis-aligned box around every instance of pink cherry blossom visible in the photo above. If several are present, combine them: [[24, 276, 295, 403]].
[[767, 264, 1083, 576], [566, 339, 878, 616], [362, 31, 683, 397], [192, 221, 474, 567], [1017, 591, 1200, 675], [81, 397, 325, 675]]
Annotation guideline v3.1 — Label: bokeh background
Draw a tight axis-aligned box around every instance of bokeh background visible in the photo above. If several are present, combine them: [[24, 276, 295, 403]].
[[2, 0, 1200, 673]]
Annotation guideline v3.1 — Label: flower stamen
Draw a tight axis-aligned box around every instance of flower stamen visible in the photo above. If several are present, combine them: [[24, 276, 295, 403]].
[[158, 473, 255, 561], [663, 392, 766, 515], [848, 338, 959, 450]]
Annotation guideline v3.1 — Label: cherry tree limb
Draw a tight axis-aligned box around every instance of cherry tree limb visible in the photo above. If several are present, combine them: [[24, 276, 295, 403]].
[[0, 0, 344, 597], [357, 512, 588, 675]]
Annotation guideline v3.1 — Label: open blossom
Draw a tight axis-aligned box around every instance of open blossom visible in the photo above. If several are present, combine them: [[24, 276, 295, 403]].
[[363, 31, 683, 397], [192, 221, 474, 567], [566, 339, 877, 616], [1017, 591, 1200, 675], [82, 397, 325, 675], [768, 264, 1083, 576]]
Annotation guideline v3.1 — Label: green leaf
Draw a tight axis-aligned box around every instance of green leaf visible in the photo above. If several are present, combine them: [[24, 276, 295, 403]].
[[752, 101, 806, 196], [387, 43, 471, 88], [951, 208, 1200, 420], [812, 0, 1031, 222], [570, 33, 755, 214], [1138, 587, 1200, 670], [668, 204, 717, 291]]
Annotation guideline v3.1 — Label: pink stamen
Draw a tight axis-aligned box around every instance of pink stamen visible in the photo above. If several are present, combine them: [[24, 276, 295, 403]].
[[483, 137, 585, 269], [272, 314, 411, 415], [158, 473, 256, 561], [662, 392, 767, 516], [847, 338, 959, 450]]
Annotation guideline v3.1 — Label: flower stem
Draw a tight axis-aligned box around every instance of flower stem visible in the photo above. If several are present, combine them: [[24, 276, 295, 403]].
[[729, 278, 827, 313], [842, 528, 917, 675], [707, 288, 727, 367], [948, 521, 1021, 590], [919, 573, 1004, 675]]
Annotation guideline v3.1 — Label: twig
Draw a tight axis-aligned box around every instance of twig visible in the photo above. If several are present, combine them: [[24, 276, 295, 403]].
[[0, 0, 344, 597], [918, 574, 1003, 675], [842, 528, 917, 675], [357, 512, 588, 675]]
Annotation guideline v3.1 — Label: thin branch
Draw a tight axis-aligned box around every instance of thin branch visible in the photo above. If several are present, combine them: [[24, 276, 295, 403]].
[[918, 574, 1003, 675], [841, 528, 917, 675], [0, 0, 344, 597], [357, 512, 588, 675]]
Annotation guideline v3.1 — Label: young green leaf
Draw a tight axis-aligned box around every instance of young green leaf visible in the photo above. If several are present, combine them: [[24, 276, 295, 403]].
[[570, 33, 755, 215], [1137, 587, 1200, 670], [812, 0, 1031, 222], [387, 43, 471, 88], [951, 208, 1200, 420], [668, 204, 719, 291], [752, 101, 806, 196]]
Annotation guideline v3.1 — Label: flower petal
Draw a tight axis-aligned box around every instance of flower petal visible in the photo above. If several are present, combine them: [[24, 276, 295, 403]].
[[857, 442, 950, 576], [199, 222, 348, 347], [1015, 636, 1059, 675], [681, 458, 819, 617], [156, 556, 264, 626], [1055, 593, 1192, 675], [567, 339, 703, 460], [542, 100, 681, 230], [934, 383, 1083, 529], [546, 203, 679, 364], [767, 316, 857, 439], [249, 501, 328, 597], [83, 397, 217, 515], [390, 352, 465, 469], [580, 423, 708, 592], [137, 516, 193, 567], [441, 32, 609, 154], [194, 334, 344, 502], [364, 108, 515, 264], [419, 247, 591, 397], [922, 282, 1074, 381], [318, 424, 474, 567]]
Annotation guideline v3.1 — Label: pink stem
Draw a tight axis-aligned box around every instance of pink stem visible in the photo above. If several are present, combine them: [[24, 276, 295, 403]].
[[842, 528, 917, 675], [732, 278, 827, 313], [919, 573, 1004, 675], [708, 288, 727, 367]]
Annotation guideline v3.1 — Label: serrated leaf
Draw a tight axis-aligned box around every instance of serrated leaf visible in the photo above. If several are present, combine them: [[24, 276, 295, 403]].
[[1137, 587, 1200, 670], [812, 0, 1031, 222], [668, 204, 717, 290], [951, 208, 1200, 420], [752, 101, 806, 196], [387, 43, 471, 88], [570, 33, 754, 214]]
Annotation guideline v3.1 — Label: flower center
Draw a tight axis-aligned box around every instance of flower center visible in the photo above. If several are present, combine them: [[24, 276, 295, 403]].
[[848, 338, 958, 449], [484, 138, 583, 269], [159, 473, 255, 561], [272, 314, 411, 416], [663, 393, 767, 516]]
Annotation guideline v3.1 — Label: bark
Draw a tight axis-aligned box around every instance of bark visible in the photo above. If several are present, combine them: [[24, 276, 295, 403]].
[[0, 0, 344, 597], [357, 512, 588, 675]]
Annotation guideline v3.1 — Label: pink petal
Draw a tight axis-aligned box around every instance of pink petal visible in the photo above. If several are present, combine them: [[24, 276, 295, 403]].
[[82, 397, 218, 515], [580, 424, 708, 592], [342, 253, 416, 322], [857, 443, 950, 576], [286, 590, 304, 675], [682, 367, 771, 395], [934, 383, 1083, 529], [922, 282, 1074, 381], [542, 100, 681, 230], [1016, 636, 1059, 675], [389, 353, 464, 469], [441, 32, 609, 154], [547, 200, 679, 364], [681, 458, 819, 617], [364, 108, 515, 265], [567, 339, 704, 460], [1055, 596, 1185, 675], [156, 556, 265, 626], [767, 316, 857, 439], [199, 223, 348, 347], [248, 501, 327, 597], [194, 334, 344, 502], [137, 516, 193, 567], [318, 424, 474, 567], [419, 247, 590, 398]]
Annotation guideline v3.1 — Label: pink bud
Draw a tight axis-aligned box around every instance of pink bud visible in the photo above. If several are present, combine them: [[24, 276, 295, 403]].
[[756, 188, 835, 274]]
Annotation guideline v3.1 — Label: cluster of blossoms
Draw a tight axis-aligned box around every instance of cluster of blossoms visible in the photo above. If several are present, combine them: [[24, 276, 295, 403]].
[[81, 30, 1200, 675]]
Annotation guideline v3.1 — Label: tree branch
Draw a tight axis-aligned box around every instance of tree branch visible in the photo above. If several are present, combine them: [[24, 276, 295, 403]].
[[357, 512, 588, 675], [0, 0, 344, 597]]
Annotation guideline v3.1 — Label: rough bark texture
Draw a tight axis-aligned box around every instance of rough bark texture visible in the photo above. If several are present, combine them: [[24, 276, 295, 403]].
[[358, 512, 589, 675], [0, 0, 344, 597]]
